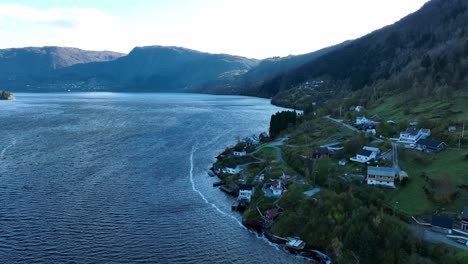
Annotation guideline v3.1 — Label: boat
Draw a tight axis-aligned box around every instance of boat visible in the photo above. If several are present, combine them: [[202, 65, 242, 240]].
[[285, 237, 306, 251]]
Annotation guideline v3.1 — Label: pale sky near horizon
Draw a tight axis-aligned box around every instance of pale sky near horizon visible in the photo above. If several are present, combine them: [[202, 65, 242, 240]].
[[0, 0, 429, 59]]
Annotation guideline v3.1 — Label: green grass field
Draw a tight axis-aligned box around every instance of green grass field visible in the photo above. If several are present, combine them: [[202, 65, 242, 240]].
[[254, 147, 277, 161], [386, 148, 468, 215], [370, 90, 468, 122]]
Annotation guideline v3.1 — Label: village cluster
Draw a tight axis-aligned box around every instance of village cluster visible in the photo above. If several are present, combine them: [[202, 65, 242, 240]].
[[209, 102, 468, 253]]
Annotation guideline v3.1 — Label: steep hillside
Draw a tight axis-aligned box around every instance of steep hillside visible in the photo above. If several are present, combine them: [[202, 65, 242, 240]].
[[259, 0, 468, 109], [197, 42, 349, 96]]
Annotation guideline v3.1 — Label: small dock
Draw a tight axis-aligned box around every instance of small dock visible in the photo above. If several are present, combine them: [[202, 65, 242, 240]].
[[231, 201, 247, 211], [212, 180, 225, 187], [219, 185, 235, 195]]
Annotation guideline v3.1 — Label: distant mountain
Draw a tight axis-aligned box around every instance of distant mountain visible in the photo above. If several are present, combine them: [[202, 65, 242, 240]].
[[51, 46, 259, 92], [257, 0, 468, 109], [3, 46, 259, 92], [0, 47, 124, 88]]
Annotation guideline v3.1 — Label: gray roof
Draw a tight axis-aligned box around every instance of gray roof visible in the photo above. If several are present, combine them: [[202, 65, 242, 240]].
[[239, 184, 254, 191], [367, 166, 396, 177], [225, 163, 237, 169], [416, 139, 446, 149], [403, 128, 420, 136], [357, 149, 373, 157]]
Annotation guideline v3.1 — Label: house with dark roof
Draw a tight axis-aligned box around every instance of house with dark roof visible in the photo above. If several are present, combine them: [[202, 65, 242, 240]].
[[370, 114, 382, 123], [223, 163, 241, 174], [264, 207, 282, 221], [238, 184, 255, 203], [461, 206, 468, 231], [270, 179, 286, 197], [399, 128, 431, 144], [431, 215, 453, 234], [356, 116, 370, 125], [259, 132, 271, 142], [367, 166, 397, 188], [416, 139, 447, 153], [350, 146, 380, 163], [312, 147, 331, 159]]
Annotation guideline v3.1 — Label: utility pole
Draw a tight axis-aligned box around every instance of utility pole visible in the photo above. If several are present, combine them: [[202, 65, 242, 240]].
[[460, 122, 465, 150]]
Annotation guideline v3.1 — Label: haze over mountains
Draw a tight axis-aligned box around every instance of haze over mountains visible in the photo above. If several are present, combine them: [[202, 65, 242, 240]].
[[1, 0, 467, 108]]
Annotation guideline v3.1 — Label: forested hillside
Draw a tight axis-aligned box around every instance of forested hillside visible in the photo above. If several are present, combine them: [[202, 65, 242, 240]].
[[258, 0, 468, 110]]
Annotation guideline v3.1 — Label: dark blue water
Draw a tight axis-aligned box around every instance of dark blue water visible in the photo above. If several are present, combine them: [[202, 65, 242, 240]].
[[0, 93, 306, 263]]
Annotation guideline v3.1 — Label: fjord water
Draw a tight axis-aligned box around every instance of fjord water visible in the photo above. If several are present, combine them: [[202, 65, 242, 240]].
[[0, 93, 306, 263]]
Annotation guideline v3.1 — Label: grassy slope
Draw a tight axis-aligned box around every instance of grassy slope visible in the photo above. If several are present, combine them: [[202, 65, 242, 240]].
[[370, 90, 468, 122], [364, 90, 468, 215], [387, 149, 468, 215]]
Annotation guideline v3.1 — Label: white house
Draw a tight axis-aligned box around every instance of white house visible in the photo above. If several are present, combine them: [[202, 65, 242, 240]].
[[270, 180, 286, 197], [254, 174, 265, 183], [350, 146, 380, 163], [399, 128, 431, 144], [367, 166, 397, 188], [223, 163, 241, 174], [243, 135, 260, 145], [355, 116, 370, 125], [365, 128, 377, 136], [338, 158, 347, 166], [233, 150, 247, 157], [355, 105, 365, 112], [238, 184, 255, 203]]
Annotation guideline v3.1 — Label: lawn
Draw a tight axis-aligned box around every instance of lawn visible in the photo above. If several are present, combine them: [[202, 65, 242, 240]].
[[385, 148, 468, 215], [370, 90, 468, 122], [288, 118, 356, 146], [254, 147, 277, 161]]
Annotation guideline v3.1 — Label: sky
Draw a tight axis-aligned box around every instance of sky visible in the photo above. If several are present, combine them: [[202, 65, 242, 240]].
[[0, 0, 429, 59]]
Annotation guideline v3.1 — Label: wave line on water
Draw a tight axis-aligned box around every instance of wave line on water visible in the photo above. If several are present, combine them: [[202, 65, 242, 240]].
[[0, 136, 16, 159], [189, 143, 244, 227], [189, 143, 280, 251]]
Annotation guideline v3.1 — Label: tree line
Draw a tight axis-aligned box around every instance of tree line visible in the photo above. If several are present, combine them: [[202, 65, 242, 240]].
[[269, 111, 298, 138]]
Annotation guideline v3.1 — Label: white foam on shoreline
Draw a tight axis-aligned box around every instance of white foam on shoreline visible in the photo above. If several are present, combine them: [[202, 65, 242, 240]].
[[189, 144, 244, 227], [189, 143, 281, 251]]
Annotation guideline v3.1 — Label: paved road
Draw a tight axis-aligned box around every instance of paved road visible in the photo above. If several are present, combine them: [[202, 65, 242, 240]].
[[254, 136, 288, 163], [324, 115, 361, 133], [423, 229, 468, 250], [410, 225, 468, 251]]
